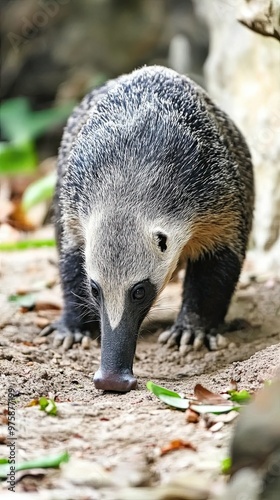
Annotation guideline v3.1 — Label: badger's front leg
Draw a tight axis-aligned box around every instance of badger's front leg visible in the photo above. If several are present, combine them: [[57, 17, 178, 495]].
[[41, 246, 99, 349], [159, 246, 243, 354]]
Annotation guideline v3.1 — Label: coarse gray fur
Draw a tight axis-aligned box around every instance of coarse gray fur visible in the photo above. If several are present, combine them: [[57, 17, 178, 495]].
[[51, 65, 254, 390]]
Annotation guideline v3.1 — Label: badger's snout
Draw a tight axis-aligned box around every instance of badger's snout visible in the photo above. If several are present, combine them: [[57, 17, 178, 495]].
[[91, 279, 157, 392], [93, 310, 139, 392], [93, 368, 137, 392]]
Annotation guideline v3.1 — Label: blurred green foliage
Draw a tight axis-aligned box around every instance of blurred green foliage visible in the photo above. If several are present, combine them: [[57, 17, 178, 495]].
[[22, 171, 57, 211], [0, 96, 73, 176], [0, 97, 74, 207]]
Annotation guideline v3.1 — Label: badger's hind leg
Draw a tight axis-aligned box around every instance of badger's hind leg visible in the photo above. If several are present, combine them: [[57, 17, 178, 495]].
[[41, 247, 99, 350], [158, 246, 244, 353]]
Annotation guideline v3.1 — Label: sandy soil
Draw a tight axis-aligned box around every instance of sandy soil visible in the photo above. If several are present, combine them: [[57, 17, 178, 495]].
[[0, 247, 279, 499]]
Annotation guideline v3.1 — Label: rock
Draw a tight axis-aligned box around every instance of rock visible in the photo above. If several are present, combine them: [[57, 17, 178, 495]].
[[225, 468, 261, 500], [194, 0, 280, 274], [237, 0, 280, 42], [61, 458, 113, 488], [229, 380, 280, 499]]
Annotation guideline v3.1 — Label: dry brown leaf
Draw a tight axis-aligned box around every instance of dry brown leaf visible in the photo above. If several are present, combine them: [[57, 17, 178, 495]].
[[9, 201, 36, 231], [160, 439, 197, 456], [35, 290, 62, 311], [25, 399, 40, 407], [194, 383, 228, 405]]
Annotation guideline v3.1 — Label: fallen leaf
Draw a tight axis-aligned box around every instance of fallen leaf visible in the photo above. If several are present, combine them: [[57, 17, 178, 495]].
[[8, 293, 36, 310], [160, 439, 197, 456], [228, 389, 251, 404], [0, 238, 56, 251], [35, 290, 62, 311], [221, 457, 232, 475], [190, 403, 239, 414], [39, 397, 57, 416], [159, 394, 189, 410], [147, 380, 241, 415], [26, 399, 40, 407], [194, 384, 228, 405], [146, 381, 182, 399], [9, 201, 36, 231], [0, 450, 69, 479]]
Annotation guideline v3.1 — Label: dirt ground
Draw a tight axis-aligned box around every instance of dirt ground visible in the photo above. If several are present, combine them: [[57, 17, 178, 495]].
[[0, 244, 280, 499]]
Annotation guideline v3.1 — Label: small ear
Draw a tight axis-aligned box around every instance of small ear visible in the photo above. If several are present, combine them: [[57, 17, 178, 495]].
[[155, 231, 167, 252]]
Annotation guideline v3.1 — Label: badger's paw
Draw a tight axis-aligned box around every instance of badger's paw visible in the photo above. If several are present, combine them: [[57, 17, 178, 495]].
[[158, 324, 228, 355], [40, 320, 99, 350], [158, 318, 249, 355]]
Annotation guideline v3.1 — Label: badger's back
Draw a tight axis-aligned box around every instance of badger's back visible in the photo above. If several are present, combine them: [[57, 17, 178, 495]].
[[57, 66, 254, 258]]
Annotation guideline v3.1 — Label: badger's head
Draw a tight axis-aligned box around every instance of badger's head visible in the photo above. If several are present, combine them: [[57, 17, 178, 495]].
[[84, 209, 186, 392]]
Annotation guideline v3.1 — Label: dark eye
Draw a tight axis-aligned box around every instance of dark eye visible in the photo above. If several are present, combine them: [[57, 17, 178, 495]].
[[131, 284, 146, 302], [156, 232, 167, 252], [90, 281, 100, 299]]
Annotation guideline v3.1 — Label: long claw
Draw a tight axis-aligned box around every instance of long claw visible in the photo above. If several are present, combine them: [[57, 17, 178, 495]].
[[158, 329, 173, 344], [62, 334, 75, 351], [53, 336, 64, 348], [216, 333, 229, 349], [39, 319, 95, 350], [179, 344, 192, 355], [167, 331, 179, 348], [193, 331, 204, 351], [180, 329, 193, 346], [39, 324, 55, 337], [74, 331, 84, 343], [206, 333, 218, 350]]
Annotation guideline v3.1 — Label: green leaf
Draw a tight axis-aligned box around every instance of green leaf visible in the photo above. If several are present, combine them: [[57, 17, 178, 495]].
[[39, 397, 57, 416], [22, 172, 56, 210], [0, 451, 69, 479], [228, 389, 251, 404], [0, 239, 56, 251], [0, 141, 37, 175], [159, 394, 190, 410], [8, 293, 36, 309], [0, 98, 31, 142], [191, 404, 240, 414], [0, 97, 74, 142], [0, 459, 9, 465], [23, 103, 74, 141], [221, 457, 232, 474], [146, 381, 181, 399], [146, 381, 240, 414]]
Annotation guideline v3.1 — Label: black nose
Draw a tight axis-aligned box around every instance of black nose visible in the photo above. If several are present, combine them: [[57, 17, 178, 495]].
[[93, 368, 138, 392]]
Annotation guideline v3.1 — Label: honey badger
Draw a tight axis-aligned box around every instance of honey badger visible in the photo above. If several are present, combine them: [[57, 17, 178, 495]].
[[43, 66, 254, 392]]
